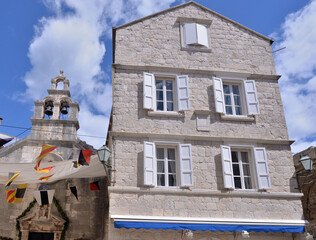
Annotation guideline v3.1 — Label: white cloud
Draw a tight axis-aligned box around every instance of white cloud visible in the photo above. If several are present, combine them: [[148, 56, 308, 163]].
[[273, 0, 316, 153], [22, 0, 180, 148], [76, 102, 109, 149]]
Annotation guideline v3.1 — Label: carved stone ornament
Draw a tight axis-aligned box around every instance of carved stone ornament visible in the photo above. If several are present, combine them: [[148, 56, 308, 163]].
[[18, 204, 65, 240]]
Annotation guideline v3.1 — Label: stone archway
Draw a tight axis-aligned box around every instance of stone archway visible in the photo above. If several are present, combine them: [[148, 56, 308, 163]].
[[18, 204, 65, 240]]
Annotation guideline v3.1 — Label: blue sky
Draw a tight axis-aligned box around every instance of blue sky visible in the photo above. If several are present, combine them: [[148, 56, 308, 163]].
[[0, 0, 315, 153]]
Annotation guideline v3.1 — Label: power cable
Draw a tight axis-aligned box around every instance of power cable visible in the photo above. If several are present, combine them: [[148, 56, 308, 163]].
[[15, 127, 32, 138]]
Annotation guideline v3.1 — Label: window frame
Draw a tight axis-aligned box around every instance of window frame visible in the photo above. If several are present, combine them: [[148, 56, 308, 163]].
[[220, 144, 271, 191], [231, 148, 254, 190], [143, 72, 190, 116], [183, 23, 209, 48], [156, 145, 179, 188], [143, 140, 193, 188], [222, 81, 247, 117], [177, 17, 212, 52], [155, 77, 176, 112], [213, 76, 260, 119]]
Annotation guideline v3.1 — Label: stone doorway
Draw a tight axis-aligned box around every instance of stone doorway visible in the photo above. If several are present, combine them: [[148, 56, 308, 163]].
[[19, 204, 65, 240], [28, 232, 54, 240]]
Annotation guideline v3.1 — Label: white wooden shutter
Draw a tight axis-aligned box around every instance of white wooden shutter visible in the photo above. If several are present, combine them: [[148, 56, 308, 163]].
[[253, 147, 271, 190], [220, 145, 234, 189], [196, 24, 208, 47], [184, 23, 197, 45], [179, 144, 193, 187], [143, 142, 156, 186], [143, 72, 155, 110], [177, 75, 190, 111], [213, 77, 225, 114], [244, 80, 260, 115]]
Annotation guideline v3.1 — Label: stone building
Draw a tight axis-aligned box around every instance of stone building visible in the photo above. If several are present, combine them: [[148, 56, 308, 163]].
[[294, 146, 316, 238], [0, 72, 107, 240], [107, 1, 306, 239]]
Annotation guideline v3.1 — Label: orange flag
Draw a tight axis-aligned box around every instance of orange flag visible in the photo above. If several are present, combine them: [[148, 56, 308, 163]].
[[39, 174, 54, 182], [35, 144, 57, 171], [37, 166, 55, 173], [6, 190, 16, 203]]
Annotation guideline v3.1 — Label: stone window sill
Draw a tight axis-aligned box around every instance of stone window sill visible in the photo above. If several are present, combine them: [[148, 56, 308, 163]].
[[148, 111, 185, 118], [181, 47, 212, 52], [220, 115, 255, 122]]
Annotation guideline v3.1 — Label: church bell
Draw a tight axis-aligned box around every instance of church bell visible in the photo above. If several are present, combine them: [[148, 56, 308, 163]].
[[44, 102, 54, 116], [61, 102, 69, 115]]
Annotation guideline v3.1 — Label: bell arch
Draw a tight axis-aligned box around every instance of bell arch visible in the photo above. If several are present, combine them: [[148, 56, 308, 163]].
[[43, 99, 54, 119]]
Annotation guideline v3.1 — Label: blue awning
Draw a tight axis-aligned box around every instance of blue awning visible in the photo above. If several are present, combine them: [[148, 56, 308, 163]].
[[114, 221, 305, 233]]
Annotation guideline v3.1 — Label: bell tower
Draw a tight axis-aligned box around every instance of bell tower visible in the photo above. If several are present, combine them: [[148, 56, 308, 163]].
[[30, 71, 80, 141]]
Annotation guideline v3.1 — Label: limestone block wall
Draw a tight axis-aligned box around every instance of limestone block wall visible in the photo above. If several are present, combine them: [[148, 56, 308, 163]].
[[114, 4, 276, 75], [29, 120, 78, 141], [112, 70, 289, 140], [111, 137, 297, 193], [0, 178, 107, 240], [108, 227, 305, 240], [107, 137, 304, 238], [109, 191, 302, 220]]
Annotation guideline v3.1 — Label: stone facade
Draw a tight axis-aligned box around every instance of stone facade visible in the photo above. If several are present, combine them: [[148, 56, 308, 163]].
[[0, 72, 107, 240], [108, 1, 306, 239]]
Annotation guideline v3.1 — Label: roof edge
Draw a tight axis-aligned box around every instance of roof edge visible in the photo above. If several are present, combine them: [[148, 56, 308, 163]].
[[113, 1, 273, 44]]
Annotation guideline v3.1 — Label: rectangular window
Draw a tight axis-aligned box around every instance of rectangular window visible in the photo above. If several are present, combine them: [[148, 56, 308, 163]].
[[223, 84, 243, 116], [156, 147, 177, 187], [220, 145, 271, 190], [143, 73, 190, 112], [213, 77, 260, 116], [143, 142, 193, 187], [231, 150, 252, 189], [156, 79, 174, 112]]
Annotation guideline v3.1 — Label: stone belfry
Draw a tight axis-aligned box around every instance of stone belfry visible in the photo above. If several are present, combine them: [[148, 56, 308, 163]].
[[30, 70, 80, 142]]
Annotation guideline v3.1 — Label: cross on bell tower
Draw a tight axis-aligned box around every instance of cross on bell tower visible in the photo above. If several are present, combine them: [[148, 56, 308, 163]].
[[30, 71, 80, 141]]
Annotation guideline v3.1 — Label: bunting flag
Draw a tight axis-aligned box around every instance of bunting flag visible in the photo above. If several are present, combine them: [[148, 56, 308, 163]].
[[14, 184, 27, 204], [39, 174, 54, 182], [6, 190, 16, 203], [0, 137, 14, 147], [34, 190, 55, 206], [34, 144, 57, 171], [76, 149, 92, 167], [72, 161, 78, 168], [90, 181, 100, 191], [5, 171, 21, 189], [70, 186, 78, 200], [37, 166, 55, 173]]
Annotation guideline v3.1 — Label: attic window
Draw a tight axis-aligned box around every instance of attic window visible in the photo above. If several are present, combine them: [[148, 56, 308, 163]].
[[184, 23, 208, 47]]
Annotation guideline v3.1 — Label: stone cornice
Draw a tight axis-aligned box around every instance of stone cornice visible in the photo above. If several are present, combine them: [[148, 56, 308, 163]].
[[109, 186, 303, 199], [30, 118, 79, 129], [109, 131, 294, 145], [113, 64, 281, 81]]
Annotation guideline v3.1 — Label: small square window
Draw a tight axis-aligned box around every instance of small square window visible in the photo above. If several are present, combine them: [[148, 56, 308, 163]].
[[178, 18, 212, 52], [184, 23, 209, 47]]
